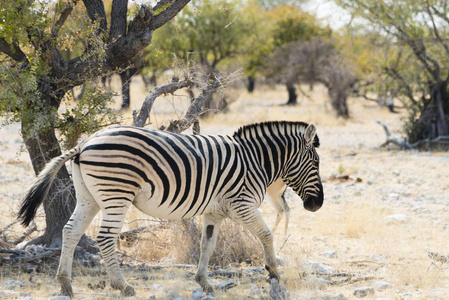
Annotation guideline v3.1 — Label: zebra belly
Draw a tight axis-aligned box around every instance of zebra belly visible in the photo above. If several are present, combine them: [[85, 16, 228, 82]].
[[133, 187, 214, 220]]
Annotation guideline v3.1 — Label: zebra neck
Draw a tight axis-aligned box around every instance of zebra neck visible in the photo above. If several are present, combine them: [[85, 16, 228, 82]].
[[237, 136, 286, 187]]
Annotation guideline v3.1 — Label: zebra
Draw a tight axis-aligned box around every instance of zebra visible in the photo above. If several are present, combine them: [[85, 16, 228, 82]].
[[266, 179, 290, 236], [18, 121, 324, 297]]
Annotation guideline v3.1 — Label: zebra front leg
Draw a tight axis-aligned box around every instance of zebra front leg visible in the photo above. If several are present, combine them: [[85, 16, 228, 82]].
[[230, 205, 280, 281], [195, 214, 224, 294], [97, 204, 135, 297]]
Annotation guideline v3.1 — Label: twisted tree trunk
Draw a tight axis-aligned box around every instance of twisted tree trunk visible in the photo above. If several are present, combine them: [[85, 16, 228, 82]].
[[6, 0, 192, 248], [285, 82, 297, 106], [408, 81, 449, 143]]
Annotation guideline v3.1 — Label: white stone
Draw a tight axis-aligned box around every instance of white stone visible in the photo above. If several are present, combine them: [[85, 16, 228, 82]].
[[320, 249, 338, 258], [304, 260, 335, 275], [190, 288, 204, 300], [3, 280, 24, 289], [49, 297, 70, 300], [385, 214, 411, 224], [353, 286, 375, 298], [372, 281, 392, 291]]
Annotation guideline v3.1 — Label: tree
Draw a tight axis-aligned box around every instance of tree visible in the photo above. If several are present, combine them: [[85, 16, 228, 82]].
[[266, 38, 354, 117], [265, 5, 331, 105], [147, 0, 254, 112], [0, 0, 191, 247], [337, 0, 449, 143]]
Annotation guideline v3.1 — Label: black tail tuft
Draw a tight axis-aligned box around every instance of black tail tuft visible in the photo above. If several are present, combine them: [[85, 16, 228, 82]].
[[17, 146, 81, 227], [18, 172, 54, 227]]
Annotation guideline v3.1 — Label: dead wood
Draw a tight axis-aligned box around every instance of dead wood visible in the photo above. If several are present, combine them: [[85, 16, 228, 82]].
[[11, 224, 37, 245], [132, 77, 193, 127], [119, 226, 149, 239], [208, 269, 243, 278], [377, 120, 449, 150], [324, 175, 363, 183], [376, 120, 413, 149], [0, 247, 60, 264], [161, 74, 224, 134], [428, 251, 449, 263]]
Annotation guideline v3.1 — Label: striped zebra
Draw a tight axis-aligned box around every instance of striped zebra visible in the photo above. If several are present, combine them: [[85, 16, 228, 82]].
[[18, 121, 323, 297], [266, 179, 290, 235]]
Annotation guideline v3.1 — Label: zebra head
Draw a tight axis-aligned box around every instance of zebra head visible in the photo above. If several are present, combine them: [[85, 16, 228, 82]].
[[283, 123, 323, 212]]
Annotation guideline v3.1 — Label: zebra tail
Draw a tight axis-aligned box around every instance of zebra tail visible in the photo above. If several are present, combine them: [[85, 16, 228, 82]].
[[18, 146, 81, 227]]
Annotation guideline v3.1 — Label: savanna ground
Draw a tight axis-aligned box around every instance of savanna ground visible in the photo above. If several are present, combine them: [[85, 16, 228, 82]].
[[1, 77, 449, 299]]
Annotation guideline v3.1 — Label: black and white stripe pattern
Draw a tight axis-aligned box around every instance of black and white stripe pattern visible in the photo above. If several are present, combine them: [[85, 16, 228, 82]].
[[19, 121, 323, 297]]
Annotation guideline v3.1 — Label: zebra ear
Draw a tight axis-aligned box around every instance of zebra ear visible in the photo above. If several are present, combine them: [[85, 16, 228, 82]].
[[305, 123, 317, 146]]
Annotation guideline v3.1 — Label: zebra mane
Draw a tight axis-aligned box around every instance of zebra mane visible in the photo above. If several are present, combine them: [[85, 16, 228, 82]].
[[233, 121, 320, 148]]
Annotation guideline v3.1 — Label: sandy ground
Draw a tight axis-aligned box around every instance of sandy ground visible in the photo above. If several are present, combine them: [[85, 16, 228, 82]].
[[1, 80, 449, 299]]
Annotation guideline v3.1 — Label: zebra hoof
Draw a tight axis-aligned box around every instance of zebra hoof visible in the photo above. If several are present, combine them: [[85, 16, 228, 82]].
[[58, 276, 74, 298], [59, 282, 74, 299], [121, 285, 136, 297]]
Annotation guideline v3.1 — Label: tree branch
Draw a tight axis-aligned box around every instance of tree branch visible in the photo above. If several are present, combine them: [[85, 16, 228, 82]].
[[133, 77, 192, 127], [162, 74, 224, 133], [82, 0, 107, 36], [62, 1, 190, 91], [110, 0, 128, 42], [150, 0, 191, 30], [426, 0, 449, 57], [0, 38, 29, 66], [51, 0, 78, 39]]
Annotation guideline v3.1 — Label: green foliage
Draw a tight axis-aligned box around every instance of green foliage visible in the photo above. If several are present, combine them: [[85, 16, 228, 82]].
[[337, 0, 449, 140], [0, 0, 51, 46], [0, 0, 118, 150], [57, 83, 120, 149], [271, 7, 331, 47], [0, 54, 54, 135], [150, 0, 254, 70]]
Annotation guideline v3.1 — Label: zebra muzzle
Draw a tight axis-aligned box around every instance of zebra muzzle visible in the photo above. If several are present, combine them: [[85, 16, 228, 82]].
[[303, 185, 323, 212]]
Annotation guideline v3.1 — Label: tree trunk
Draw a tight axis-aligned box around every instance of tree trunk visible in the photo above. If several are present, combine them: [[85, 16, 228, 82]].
[[285, 82, 297, 106], [247, 76, 256, 93], [408, 81, 449, 143], [21, 121, 75, 248], [120, 67, 139, 109], [329, 88, 349, 119]]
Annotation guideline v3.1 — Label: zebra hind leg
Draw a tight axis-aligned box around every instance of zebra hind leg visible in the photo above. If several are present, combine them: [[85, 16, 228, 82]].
[[56, 165, 100, 298], [278, 192, 290, 237], [97, 201, 135, 297], [195, 214, 224, 294]]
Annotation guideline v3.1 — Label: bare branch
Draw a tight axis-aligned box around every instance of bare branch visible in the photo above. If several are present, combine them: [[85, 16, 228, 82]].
[[133, 77, 192, 127], [51, 0, 78, 39], [377, 120, 412, 149], [377, 121, 449, 150], [426, 0, 449, 57], [11, 224, 37, 246], [162, 75, 224, 133]]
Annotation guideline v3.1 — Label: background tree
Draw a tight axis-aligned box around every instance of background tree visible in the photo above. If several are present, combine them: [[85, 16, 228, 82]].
[[266, 38, 354, 118], [337, 0, 449, 143], [148, 0, 254, 112], [0, 0, 190, 247], [264, 5, 332, 105]]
